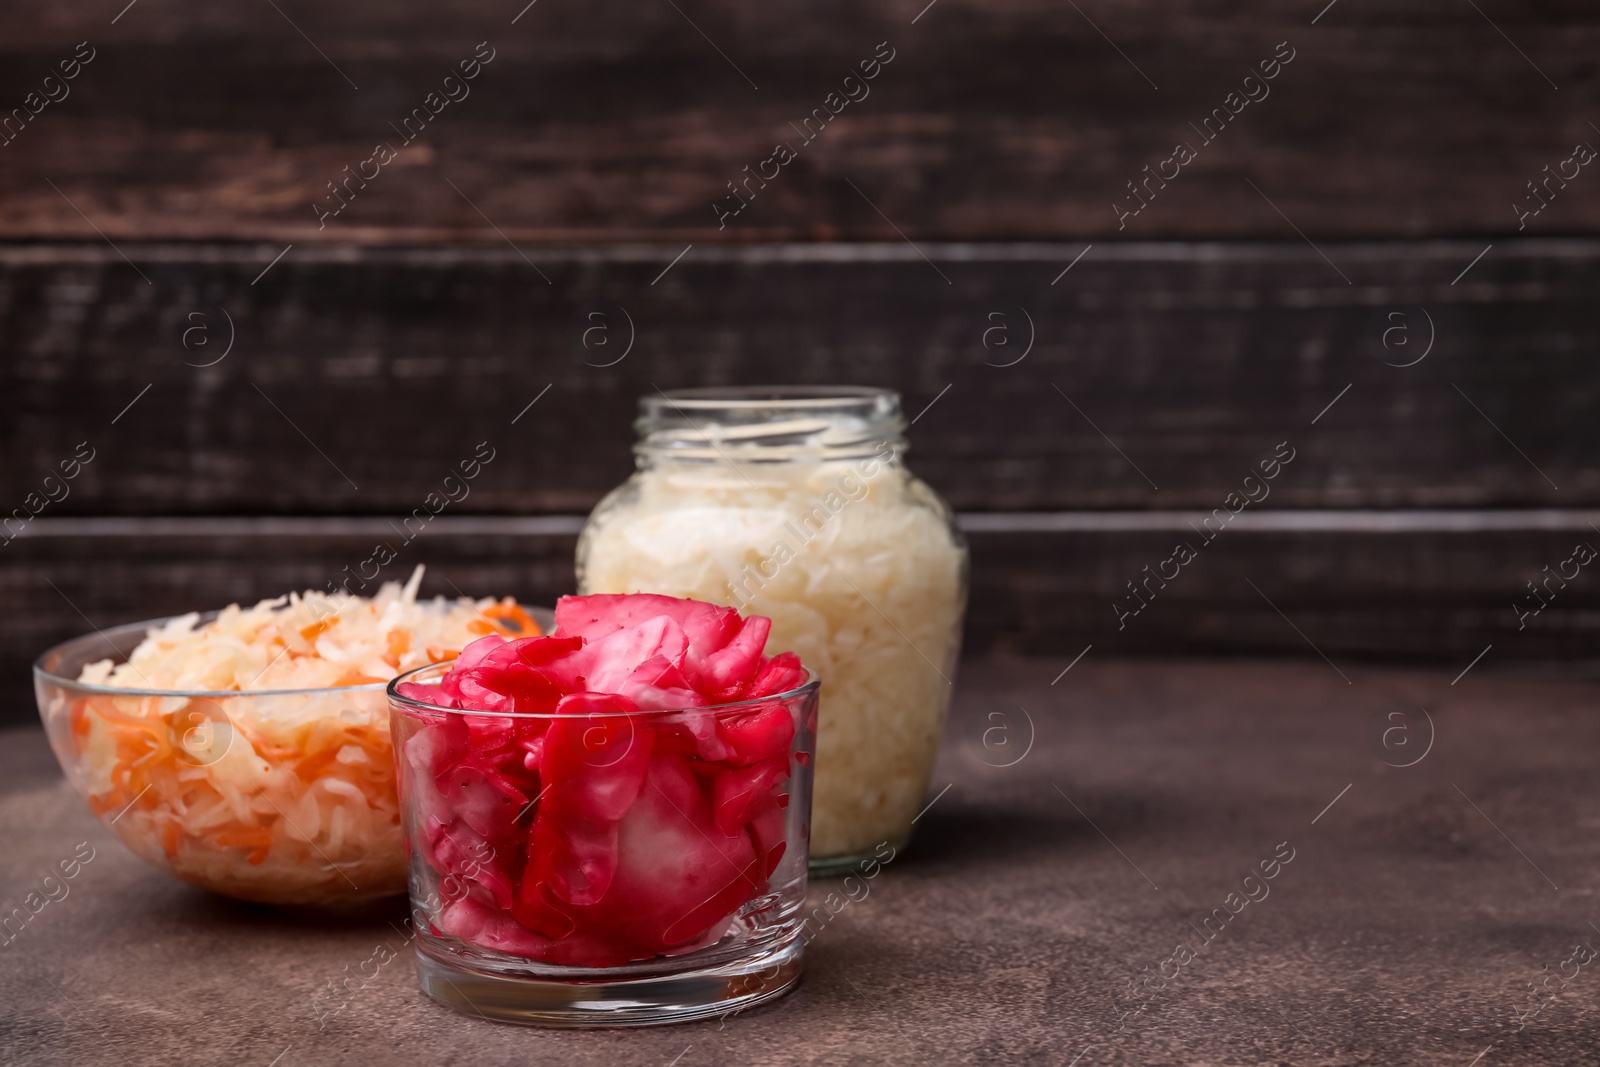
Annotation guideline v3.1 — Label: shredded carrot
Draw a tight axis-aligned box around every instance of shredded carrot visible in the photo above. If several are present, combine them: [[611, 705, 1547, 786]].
[[70, 698, 92, 744], [294, 745, 345, 783], [382, 629, 410, 668], [70, 570, 538, 904], [483, 598, 541, 637], [212, 827, 274, 850]]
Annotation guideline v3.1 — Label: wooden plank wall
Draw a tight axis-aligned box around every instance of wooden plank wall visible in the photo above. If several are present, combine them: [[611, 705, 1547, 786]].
[[1, 1, 1597, 240], [3, 1, 1600, 722]]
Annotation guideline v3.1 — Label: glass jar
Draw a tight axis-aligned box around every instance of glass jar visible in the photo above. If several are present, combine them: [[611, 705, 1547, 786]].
[[389, 662, 818, 1026], [577, 387, 968, 873]]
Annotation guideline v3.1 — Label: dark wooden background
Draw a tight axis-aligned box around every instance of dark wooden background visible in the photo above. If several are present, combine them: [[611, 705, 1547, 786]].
[[4, 0, 1600, 723]]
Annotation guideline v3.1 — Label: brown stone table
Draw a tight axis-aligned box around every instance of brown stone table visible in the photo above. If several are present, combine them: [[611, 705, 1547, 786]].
[[4, 656, 1599, 1066]]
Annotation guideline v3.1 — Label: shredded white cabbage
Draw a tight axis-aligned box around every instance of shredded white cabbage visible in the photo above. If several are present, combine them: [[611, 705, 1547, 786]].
[[69, 567, 538, 904], [579, 462, 966, 859]]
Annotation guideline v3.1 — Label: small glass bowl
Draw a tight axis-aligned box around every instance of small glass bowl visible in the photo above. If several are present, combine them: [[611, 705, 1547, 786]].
[[33, 609, 552, 907], [388, 662, 819, 1026]]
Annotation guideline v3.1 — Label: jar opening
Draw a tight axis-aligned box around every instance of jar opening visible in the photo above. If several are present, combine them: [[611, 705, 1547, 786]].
[[636, 386, 905, 462]]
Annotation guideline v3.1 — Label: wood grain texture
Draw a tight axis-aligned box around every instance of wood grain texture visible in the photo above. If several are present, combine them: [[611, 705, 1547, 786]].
[[2, 240, 1597, 515], [5, 512, 1598, 725], [0, 1, 1595, 240]]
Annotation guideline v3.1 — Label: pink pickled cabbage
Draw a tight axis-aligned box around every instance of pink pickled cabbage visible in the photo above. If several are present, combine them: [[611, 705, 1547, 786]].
[[397, 593, 807, 966]]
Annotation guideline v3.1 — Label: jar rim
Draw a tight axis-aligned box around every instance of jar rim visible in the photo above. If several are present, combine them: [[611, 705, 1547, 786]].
[[643, 385, 898, 409], [636, 385, 905, 460]]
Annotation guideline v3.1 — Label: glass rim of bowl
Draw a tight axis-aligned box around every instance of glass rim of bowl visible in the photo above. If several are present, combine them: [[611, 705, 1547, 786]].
[[387, 660, 821, 719], [34, 606, 554, 700]]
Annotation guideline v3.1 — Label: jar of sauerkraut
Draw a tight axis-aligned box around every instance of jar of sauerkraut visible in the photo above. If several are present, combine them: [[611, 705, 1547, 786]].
[[577, 387, 967, 873]]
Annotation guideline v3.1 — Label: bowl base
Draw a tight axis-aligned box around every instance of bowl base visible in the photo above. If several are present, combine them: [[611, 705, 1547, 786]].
[[414, 935, 803, 1027]]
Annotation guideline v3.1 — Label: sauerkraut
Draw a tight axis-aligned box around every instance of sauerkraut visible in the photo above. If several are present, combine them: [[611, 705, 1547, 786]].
[[578, 459, 966, 861], [68, 567, 540, 905]]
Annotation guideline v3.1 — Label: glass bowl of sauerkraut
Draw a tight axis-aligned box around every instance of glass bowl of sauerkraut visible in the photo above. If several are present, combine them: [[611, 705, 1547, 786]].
[[33, 567, 551, 906]]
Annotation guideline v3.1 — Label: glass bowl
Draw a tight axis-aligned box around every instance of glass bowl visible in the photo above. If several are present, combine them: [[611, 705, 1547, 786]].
[[33, 608, 553, 906], [388, 661, 819, 1025]]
